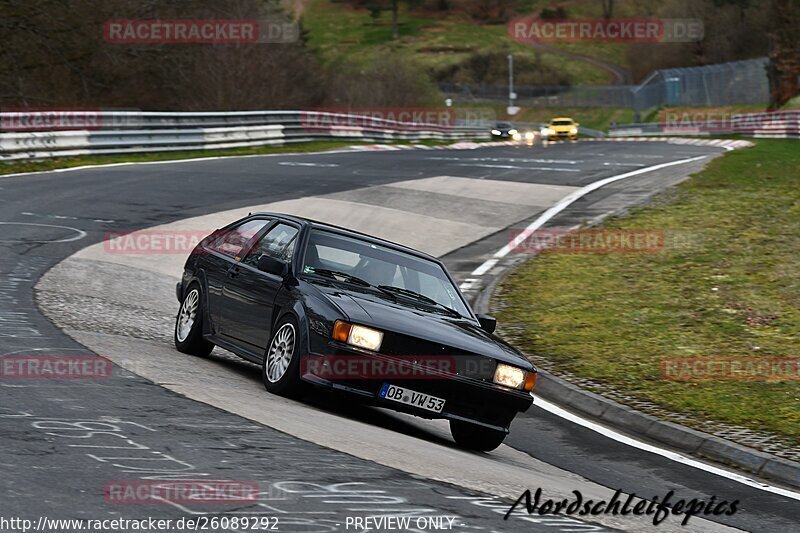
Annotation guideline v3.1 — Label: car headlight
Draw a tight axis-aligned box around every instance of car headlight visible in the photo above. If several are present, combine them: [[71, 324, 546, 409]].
[[493, 363, 536, 391], [570, 127, 578, 134], [508, 129, 518, 135], [525, 131, 535, 140], [512, 132, 521, 141], [541, 128, 554, 136], [491, 129, 501, 135], [333, 320, 383, 351]]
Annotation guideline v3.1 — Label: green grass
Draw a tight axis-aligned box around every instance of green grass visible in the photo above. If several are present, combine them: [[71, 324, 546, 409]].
[[494, 140, 800, 443], [0, 139, 459, 176], [517, 0, 647, 71], [302, 0, 609, 84]]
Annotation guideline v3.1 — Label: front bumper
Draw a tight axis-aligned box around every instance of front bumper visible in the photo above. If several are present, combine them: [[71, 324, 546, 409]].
[[544, 132, 578, 141], [301, 345, 534, 432]]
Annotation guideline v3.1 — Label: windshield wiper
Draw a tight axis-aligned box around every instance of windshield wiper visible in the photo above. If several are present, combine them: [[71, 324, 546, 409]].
[[377, 285, 463, 318], [308, 268, 371, 287]]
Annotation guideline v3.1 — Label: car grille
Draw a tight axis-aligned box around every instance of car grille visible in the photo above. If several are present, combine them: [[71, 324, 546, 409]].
[[379, 332, 495, 380]]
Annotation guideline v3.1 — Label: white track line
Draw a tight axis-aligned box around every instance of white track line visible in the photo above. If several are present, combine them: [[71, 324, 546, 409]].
[[458, 164, 581, 172], [0, 141, 514, 180], [0, 146, 371, 179], [535, 397, 800, 501], [470, 154, 707, 276], [470, 152, 800, 499]]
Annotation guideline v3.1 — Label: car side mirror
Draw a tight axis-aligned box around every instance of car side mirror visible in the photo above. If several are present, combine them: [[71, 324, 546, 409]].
[[476, 314, 496, 334], [257, 255, 288, 277], [574, 122, 580, 127]]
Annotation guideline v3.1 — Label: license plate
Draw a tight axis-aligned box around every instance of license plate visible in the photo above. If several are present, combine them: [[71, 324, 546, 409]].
[[379, 384, 445, 413]]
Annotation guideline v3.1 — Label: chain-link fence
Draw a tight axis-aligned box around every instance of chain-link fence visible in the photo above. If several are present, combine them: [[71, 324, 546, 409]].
[[631, 58, 769, 112], [440, 57, 770, 113]]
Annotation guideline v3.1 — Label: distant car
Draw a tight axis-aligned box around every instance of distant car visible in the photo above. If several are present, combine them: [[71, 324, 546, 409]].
[[541, 118, 579, 140], [174, 213, 537, 451], [490, 122, 519, 140]]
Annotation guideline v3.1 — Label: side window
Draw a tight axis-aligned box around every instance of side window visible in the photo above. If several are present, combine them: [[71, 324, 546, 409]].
[[209, 219, 269, 258], [243, 223, 299, 268]]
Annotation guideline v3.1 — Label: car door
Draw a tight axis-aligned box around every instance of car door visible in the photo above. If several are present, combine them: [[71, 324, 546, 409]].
[[219, 221, 299, 352], [201, 218, 270, 332]]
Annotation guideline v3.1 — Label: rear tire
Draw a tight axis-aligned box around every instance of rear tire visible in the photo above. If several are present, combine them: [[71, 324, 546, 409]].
[[262, 315, 308, 399], [174, 284, 214, 357], [450, 420, 506, 452]]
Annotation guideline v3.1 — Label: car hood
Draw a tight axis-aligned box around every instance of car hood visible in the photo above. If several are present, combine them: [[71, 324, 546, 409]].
[[550, 125, 575, 132], [309, 281, 531, 369]]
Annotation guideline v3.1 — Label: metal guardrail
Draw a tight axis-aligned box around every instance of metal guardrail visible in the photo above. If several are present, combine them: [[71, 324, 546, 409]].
[[0, 110, 492, 162], [609, 110, 800, 139]]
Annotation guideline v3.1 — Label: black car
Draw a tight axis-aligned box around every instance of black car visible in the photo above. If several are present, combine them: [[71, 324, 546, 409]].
[[174, 213, 536, 451], [490, 122, 518, 139]]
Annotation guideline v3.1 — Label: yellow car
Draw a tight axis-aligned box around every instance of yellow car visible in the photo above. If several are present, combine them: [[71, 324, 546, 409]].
[[541, 118, 579, 141]]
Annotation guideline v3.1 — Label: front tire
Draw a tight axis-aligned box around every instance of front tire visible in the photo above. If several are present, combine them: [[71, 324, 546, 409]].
[[450, 420, 506, 452], [174, 284, 214, 357], [262, 315, 307, 398]]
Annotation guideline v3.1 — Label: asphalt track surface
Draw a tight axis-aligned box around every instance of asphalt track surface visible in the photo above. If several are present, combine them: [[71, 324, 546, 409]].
[[2, 142, 799, 532]]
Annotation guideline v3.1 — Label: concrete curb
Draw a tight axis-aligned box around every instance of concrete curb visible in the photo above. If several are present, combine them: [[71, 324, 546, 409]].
[[532, 371, 800, 490], [583, 137, 754, 150]]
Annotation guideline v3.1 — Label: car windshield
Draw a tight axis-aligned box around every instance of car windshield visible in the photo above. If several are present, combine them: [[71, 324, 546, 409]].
[[301, 229, 471, 318], [551, 120, 574, 126], [496, 122, 512, 128]]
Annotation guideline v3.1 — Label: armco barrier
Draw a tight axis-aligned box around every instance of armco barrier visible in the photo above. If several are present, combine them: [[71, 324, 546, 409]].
[[0, 110, 491, 161], [610, 110, 800, 139]]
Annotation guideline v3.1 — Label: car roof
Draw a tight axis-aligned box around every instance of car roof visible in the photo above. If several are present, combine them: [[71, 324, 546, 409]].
[[550, 117, 574, 121], [249, 212, 440, 262]]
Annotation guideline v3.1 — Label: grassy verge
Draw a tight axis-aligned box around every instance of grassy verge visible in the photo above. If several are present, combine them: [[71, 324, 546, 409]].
[[303, 0, 609, 84], [0, 139, 460, 176], [494, 139, 800, 443]]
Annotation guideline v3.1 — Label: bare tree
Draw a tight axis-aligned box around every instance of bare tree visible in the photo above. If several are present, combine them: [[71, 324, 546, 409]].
[[364, 0, 422, 40], [0, 0, 324, 110], [391, 0, 399, 40], [602, 0, 614, 19], [768, 0, 800, 109]]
